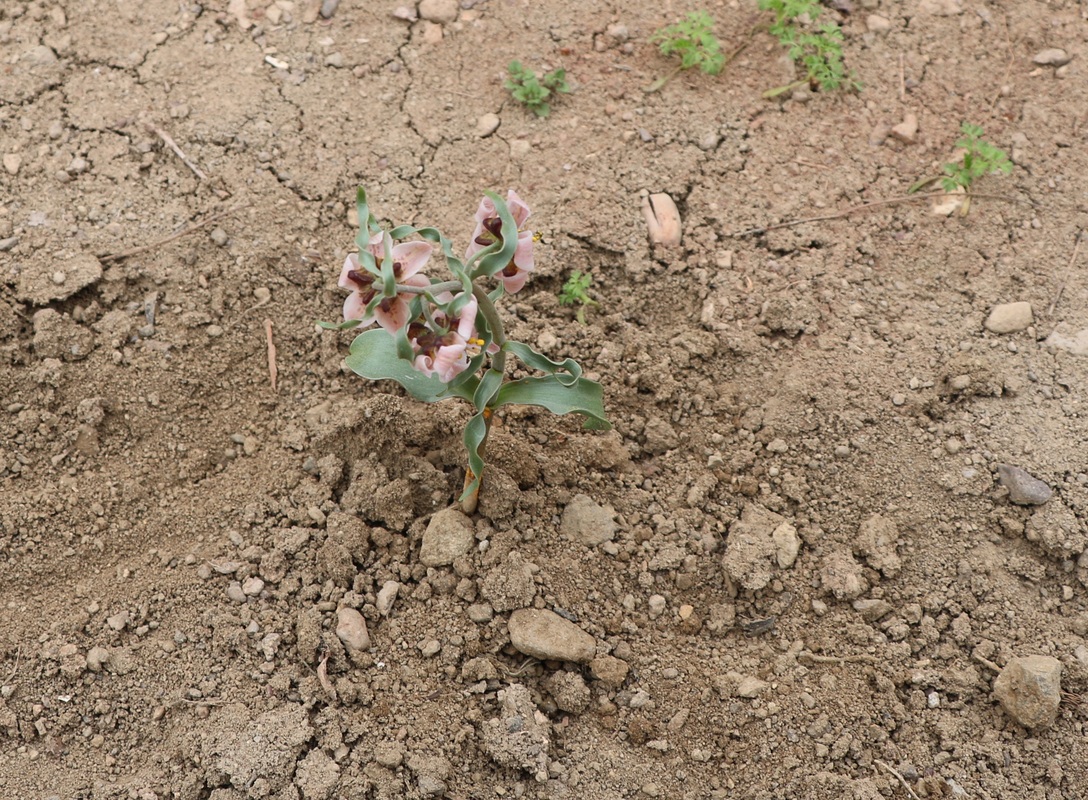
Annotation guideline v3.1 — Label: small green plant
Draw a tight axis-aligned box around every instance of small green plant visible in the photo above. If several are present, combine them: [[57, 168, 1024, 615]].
[[939, 123, 1012, 192], [759, 0, 859, 97], [647, 11, 725, 92], [505, 61, 570, 117], [909, 123, 1012, 215], [558, 270, 599, 324]]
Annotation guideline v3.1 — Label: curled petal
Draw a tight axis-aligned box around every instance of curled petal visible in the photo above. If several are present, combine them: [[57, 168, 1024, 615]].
[[338, 253, 362, 290], [343, 292, 375, 325], [414, 340, 469, 383], [366, 231, 388, 259], [391, 241, 432, 279], [472, 196, 498, 224], [500, 268, 530, 295], [513, 229, 535, 272], [453, 295, 479, 341], [505, 189, 531, 227], [432, 341, 469, 382]]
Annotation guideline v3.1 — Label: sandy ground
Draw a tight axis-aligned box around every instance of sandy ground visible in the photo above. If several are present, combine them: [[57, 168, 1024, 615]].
[[2, 0, 1088, 798]]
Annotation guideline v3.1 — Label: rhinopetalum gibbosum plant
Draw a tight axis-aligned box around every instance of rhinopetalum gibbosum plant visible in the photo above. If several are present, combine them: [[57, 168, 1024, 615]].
[[322, 189, 610, 512]]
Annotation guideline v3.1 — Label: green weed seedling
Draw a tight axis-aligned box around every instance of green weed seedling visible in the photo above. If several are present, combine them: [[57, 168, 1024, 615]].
[[505, 61, 570, 117], [648, 11, 725, 92], [910, 122, 1012, 215], [759, 0, 860, 97], [558, 270, 599, 324]]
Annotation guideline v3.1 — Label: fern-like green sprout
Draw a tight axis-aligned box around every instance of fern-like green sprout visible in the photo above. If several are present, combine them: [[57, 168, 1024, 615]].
[[759, 0, 859, 96], [505, 61, 571, 118], [558, 270, 599, 324], [647, 11, 725, 92]]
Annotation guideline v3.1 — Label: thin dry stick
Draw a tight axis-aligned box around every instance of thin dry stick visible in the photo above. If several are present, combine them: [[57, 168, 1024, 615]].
[[99, 202, 248, 262], [149, 124, 208, 181], [727, 192, 1031, 238], [264, 319, 278, 393], [898, 53, 905, 101], [1049, 232, 1084, 316], [876, 760, 922, 800]]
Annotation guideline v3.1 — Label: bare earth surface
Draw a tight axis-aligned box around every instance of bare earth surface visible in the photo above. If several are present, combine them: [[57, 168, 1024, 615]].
[[3, 0, 1088, 798]]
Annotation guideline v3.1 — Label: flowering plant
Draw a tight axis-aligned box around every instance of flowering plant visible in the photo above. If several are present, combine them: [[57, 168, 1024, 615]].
[[323, 188, 609, 512]]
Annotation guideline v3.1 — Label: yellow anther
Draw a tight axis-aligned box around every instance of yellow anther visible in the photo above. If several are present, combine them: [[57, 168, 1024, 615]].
[[532, 231, 543, 242]]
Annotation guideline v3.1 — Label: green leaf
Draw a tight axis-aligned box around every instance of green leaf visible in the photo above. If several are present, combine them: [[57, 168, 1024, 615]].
[[344, 328, 477, 403], [355, 187, 379, 251], [459, 410, 488, 502], [316, 318, 364, 331], [493, 376, 610, 430], [502, 340, 581, 386], [473, 367, 504, 412]]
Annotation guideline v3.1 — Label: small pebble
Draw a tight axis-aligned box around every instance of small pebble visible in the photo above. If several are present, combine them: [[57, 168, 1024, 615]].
[[997, 464, 1052, 506], [1032, 48, 1070, 67], [225, 582, 247, 603], [418, 0, 458, 23], [210, 227, 229, 247], [984, 301, 1032, 334], [3, 154, 21, 175], [476, 113, 500, 138], [336, 607, 370, 651], [242, 576, 265, 596]]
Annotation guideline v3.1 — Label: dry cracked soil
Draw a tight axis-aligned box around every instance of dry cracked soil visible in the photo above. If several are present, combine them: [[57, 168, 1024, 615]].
[[3, 0, 1088, 799]]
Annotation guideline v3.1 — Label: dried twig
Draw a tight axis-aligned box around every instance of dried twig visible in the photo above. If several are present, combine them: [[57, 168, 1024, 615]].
[[98, 202, 248, 262], [316, 653, 337, 700], [727, 191, 1032, 238], [264, 319, 278, 393], [1048, 232, 1084, 317], [898, 53, 905, 102], [798, 651, 875, 665], [876, 759, 922, 800], [148, 123, 207, 181]]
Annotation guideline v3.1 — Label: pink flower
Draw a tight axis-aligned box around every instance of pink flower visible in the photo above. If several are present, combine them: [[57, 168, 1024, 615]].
[[410, 294, 480, 383], [464, 190, 535, 294], [338, 232, 432, 332]]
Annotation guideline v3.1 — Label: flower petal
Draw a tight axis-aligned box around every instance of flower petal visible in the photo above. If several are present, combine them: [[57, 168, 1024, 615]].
[[338, 253, 361, 290], [454, 295, 479, 341], [432, 341, 469, 382], [513, 230, 535, 272], [473, 195, 498, 224], [374, 296, 412, 333], [343, 292, 374, 325], [506, 189, 531, 227], [391, 241, 432, 279], [500, 268, 530, 294]]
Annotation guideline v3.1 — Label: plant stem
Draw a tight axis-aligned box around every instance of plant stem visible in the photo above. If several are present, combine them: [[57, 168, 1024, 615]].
[[460, 282, 507, 514], [645, 65, 683, 93], [395, 280, 463, 295]]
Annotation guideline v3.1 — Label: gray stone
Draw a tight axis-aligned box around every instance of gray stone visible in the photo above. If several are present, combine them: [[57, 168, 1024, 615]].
[[993, 655, 1062, 729], [985, 302, 1033, 334], [772, 522, 801, 568], [560, 494, 615, 546], [418, 0, 458, 23], [997, 464, 1052, 506], [335, 607, 370, 652], [476, 113, 500, 138], [1045, 328, 1088, 356], [419, 507, 475, 567], [508, 609, 596, 663], [1033, 48, 1071, 67]]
